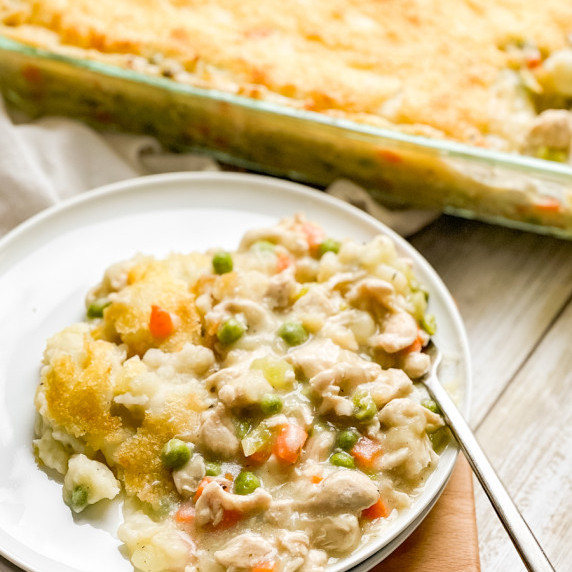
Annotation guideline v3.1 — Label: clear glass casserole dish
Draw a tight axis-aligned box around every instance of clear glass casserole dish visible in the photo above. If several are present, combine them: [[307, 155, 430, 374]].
[[1, 34, 572, 239]]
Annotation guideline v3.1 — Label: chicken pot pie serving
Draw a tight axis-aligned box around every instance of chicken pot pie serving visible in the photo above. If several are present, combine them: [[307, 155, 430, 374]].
[[34, 215, 446, 572]]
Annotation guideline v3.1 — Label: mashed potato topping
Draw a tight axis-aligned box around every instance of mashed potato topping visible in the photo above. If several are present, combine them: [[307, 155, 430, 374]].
[[33, 215, 445, 572]]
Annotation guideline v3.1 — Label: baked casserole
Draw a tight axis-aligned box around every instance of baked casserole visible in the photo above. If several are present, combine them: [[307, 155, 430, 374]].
[[34, 215, 446, 572], [1, 1, 572, 233]]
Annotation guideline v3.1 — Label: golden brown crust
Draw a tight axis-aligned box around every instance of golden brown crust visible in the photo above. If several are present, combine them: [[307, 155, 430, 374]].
[[41, 339, 127, 451], [2, 0, 572, 146], [41, 330, 208, 508]]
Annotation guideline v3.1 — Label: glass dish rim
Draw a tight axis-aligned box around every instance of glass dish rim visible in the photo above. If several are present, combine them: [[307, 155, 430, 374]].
[[2, 34, 572, 180]]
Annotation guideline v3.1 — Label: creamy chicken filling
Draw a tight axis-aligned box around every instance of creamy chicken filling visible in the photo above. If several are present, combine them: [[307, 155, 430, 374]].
[[34, 215, 445, 572]]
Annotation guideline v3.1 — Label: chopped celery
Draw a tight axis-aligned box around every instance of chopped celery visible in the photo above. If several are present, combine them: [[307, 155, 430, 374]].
[[250, 356, 295, 390], [421, 314, 437, 335], [87, 298, 110, 319], [241, 422, 272, 457], [421, 399, 440, 414]]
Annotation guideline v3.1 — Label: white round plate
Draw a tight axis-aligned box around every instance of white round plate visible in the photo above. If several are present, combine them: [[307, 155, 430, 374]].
[[0, 172, 471, 572]]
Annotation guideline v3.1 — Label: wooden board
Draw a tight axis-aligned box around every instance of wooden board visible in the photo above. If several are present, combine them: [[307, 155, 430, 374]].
[[375, 456, 480, 572]]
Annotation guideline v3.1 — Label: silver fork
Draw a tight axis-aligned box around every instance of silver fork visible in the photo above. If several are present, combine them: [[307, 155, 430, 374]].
[[422, 341, 555, 572]]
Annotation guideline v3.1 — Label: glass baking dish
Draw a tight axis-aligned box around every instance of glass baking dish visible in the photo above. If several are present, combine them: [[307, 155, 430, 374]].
[[1, 35, 572, 238]]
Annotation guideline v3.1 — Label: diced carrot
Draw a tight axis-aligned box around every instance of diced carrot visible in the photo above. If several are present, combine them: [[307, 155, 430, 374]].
[[362, 497, 390, 520], [175, 501, 196, 525], [351, 437, 383, 470], [525, 51, 542, 69], [217, 509, 242, 530], [193, 476, 215, 502], [252, 561, 278, 572], [273, 424, 308, 464], [225, 472, 234, 481], [149, 304, 174, 338], [276, 252, 293, 273], [22, 65, 43, 86], [376, 149, 403, 164], [311, 475, 323, 484], [401, 334, 424, 354], [300, 222, 325, 253], [534, 197, 562, 213]]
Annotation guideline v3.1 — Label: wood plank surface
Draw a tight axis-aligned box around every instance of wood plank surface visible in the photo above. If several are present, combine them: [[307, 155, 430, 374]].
[[411, 215, 572, 571], [475, 295, 572, 572]]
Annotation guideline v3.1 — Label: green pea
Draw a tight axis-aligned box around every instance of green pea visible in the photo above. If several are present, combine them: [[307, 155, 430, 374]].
[[421, 314, 437, 335], [329, 451, 355, 469], [87, 298, 111, 319], [353, 391, 377, 421], [337, 428, 360, 451], [161, 438, 192, 470], [421, 399, 440, 414], [278, 321, 308, 346], [234, 470, 261, 495], [212, 251, 233, 275], [70, 484, 89, 512], [317, 238, 341, 257], [260, 393, 283, 416], [205, 461, 222, 476], [217, 318, 245, 345]]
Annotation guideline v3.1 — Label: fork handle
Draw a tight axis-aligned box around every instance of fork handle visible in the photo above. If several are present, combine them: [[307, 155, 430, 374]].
[[425, 377, 555, 572]]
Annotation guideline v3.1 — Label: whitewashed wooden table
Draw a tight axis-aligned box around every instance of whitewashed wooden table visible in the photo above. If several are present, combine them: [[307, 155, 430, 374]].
[[409, 215, 572, 572]]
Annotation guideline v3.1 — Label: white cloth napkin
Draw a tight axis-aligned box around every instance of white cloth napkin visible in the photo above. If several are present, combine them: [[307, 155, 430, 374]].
[[0, 95, 437, 240]]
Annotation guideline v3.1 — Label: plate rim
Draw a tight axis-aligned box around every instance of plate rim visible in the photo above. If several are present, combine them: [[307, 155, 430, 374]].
[[0, 171, 472, 572]]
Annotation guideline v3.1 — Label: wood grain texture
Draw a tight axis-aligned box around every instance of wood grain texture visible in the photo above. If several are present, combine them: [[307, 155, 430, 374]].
[[475, 296, 572, 572], [410, 216, 572, 426], [376, 456, 480, 571]]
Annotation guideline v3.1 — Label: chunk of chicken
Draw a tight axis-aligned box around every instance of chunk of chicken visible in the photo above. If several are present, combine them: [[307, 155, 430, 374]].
[[302, 430, 336, 462], [299, 549, 328, 572], [266, 269, 298, 309], [206, 365, 274, 409], [370, 311, 418, 353], [172, 454, 206, 498], [296, 469, 378, 513], [214, 533, 275, 570], [277, 531, 310, 572], [197, 404, 240, 458], [309, 358, 383, 396], [206, 298, 275, 334], [378, 398, 443, 481], [360, 368, 413, 408], [346, 277, 396, 311], [401, 350, 431, 379], [194, 481, 272, 527], [523, 109, 572, 155], [304, 514, 361, 554], [286, 339, 342, 379], [293, 285, 337, 318]]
